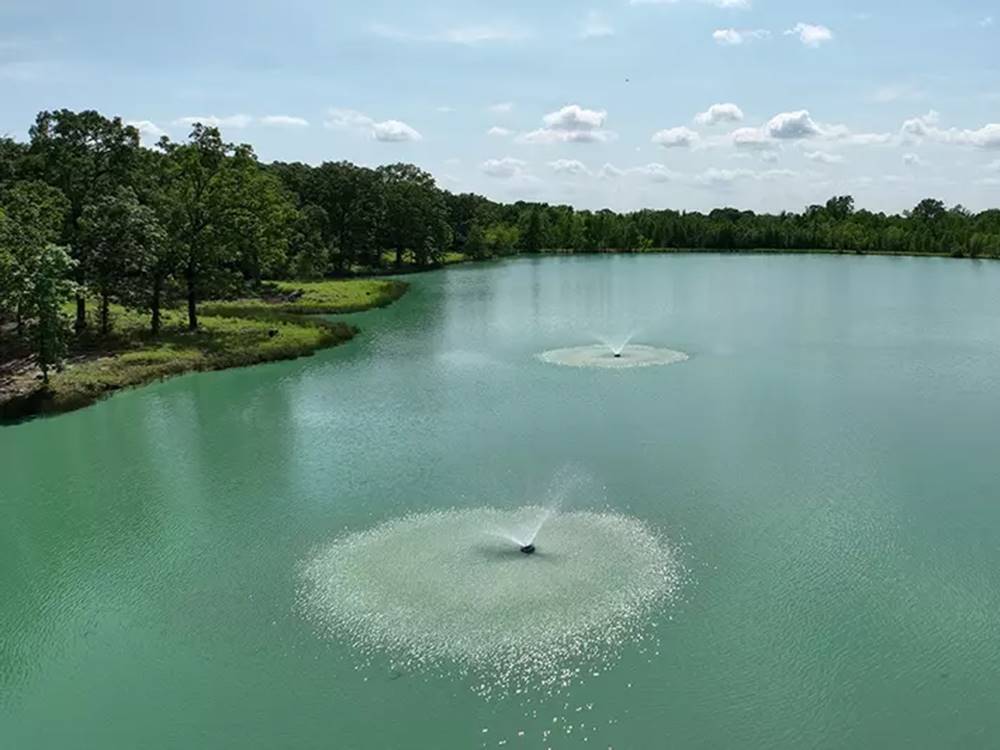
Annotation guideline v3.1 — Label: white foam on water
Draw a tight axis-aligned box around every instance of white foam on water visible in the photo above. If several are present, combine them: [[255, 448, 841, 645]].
[[538, 345, 689, 370], [297, 508, 684, 698]]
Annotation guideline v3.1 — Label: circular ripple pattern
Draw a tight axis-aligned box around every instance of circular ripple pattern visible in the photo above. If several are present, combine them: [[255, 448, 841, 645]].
[[539, 344, 689, 369], [298, 508, 683, 696]]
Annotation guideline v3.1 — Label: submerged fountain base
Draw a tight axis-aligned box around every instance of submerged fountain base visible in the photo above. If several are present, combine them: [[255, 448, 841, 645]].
[[520, 544, 536, 555]]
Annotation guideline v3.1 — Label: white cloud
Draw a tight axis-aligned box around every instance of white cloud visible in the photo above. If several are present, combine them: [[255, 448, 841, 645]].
[[804, 151, 844, 164], [325, 108, 422, 142], [520, 104, 614, 144], [871, 84, 926, 103], [598, 163, 625, 179], [693, 167, 798, 186], [981, 16, 994, 28], [766, 110, 821, 139], [582, 10, 614, 39], [488, 102, 514, 114], [487, 126, 513, 137], [260, 115, 309, 127], [324, 109, 372, 130], [481, 157, 528, 178], [175, 114, 253, 129], [693, 168, 755, 186], [731, 126, 774, 150], [127, 120, 167, 144], [373, 120, 422, 142], [544, 104, 606, 130], [713, 28, 769, 45], [828, 128, 893, 146], [651, 126, 699, 148], [631, 162, 679, 182], [987, 159, 1000, 172], [695, 103, 744, 126], [726, 112, 891, 153], [548, 159, 591, 176], [902, 111, 1000, 149], [371, 23, 530, 45], [785, 23, 833, 47], [902, 153, 925, 167]]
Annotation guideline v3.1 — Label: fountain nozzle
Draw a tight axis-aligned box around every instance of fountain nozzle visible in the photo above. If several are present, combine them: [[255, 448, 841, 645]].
[[520, 544, 536, 555], [613, 352, 622, 358]]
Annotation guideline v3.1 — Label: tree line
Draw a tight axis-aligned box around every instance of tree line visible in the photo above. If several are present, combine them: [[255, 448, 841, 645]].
[[3, 108, 1000, 380]]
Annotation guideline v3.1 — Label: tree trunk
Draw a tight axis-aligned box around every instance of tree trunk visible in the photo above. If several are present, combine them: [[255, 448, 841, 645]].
[[100, 294, 110, 337], [74, 295, 87, 333], [186, 275, 198, 331], [150, 280, 162, 337], [395, 246, 403, 269]]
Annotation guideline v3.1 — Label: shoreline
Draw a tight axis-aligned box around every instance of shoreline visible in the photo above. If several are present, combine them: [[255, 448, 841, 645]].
[[0, 279, 409, 425], [519, 246, 999, 261], [3, 245, 993, 425]]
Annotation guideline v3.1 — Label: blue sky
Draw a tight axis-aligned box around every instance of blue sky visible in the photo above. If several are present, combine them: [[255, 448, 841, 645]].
[[2, 0, 999, 213]]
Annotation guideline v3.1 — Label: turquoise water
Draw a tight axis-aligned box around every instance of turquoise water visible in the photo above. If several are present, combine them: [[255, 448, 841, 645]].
[[3, 254, 1000, 748]]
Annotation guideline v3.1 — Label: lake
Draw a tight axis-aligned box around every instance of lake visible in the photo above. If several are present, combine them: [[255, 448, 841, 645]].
[[3, 254, 1000, 749]]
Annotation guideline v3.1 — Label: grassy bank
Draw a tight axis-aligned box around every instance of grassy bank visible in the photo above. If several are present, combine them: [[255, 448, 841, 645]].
[[202, 278, 409, 317], [0, 278, 409, 423]]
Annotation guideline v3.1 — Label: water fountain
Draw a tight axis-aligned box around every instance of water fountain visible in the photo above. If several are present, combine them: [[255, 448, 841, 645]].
[[297, 502, 684, 698], [599, 332, 636, 359], [539, 333, 689, 370]]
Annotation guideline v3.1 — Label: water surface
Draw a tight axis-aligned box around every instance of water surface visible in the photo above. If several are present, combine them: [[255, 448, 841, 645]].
[[3, 254, 1000, 748]]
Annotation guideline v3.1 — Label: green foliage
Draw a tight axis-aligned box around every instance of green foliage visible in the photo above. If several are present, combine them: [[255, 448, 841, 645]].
[[25, 110, 141, 330], [79, 188, 167, 334], [518, 209, 548, 253], [0, 181, 69, 331], [202, 279, 408, 316], [484, 223, 521, 256], [377, 164, 452, 268], [30, 244, 76, 382], [33, 305, 356, 417], [157, 125, 296, 329]]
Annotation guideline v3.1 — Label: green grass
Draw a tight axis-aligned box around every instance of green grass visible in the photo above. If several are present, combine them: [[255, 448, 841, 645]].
[[2, 278, 409, 421], [202, 278, 409, 317]]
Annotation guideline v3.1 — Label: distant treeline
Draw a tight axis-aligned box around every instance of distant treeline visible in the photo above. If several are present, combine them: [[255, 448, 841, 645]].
[[2, 109, 999, 377]]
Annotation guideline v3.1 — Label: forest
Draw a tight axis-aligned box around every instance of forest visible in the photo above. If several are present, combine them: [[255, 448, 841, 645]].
[[3, 108, 1000, 382]]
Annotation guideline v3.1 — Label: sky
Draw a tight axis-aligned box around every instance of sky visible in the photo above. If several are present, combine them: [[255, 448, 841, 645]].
[[1, 0, 999, 214]]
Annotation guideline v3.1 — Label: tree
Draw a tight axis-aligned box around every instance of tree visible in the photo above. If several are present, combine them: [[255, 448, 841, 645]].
[[307, 162, 385, 272], [378, 164, 451, 268], [465, 220, 488, 259], [825, 195, 855, 221], [219, 146, 297, 286], [484, 223, 520, 255], [25, 110, 140, 331], [0, 209, 12, 326], [288, 204, 330, 279], [0, 137, 27, 188], [30, 244, 76, 382], [0, 181, 69, 335], [909, 198, 947, 224], [519, 208, 547, 253], [157, 125, 237, 330], [79, 188, 167, 335]]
